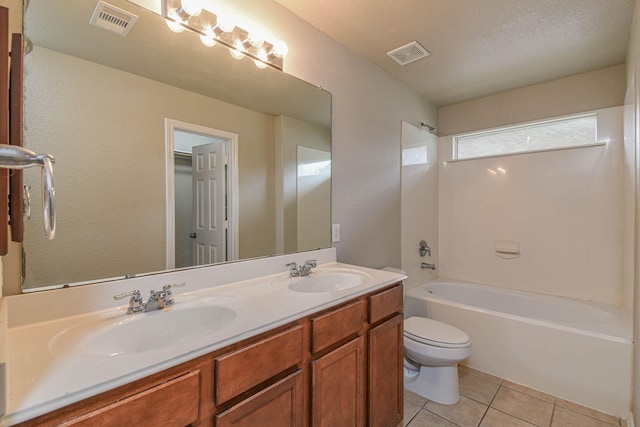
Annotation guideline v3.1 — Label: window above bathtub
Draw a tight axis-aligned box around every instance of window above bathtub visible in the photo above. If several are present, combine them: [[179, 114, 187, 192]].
[[452, 113, 601, 161]]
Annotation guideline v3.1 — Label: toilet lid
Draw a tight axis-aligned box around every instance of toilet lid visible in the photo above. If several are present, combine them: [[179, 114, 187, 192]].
[[404, 316, 471, 348]]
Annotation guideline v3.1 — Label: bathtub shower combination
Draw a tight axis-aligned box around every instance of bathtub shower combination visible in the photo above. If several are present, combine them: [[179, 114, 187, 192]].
[[405, 279, 632, 417]]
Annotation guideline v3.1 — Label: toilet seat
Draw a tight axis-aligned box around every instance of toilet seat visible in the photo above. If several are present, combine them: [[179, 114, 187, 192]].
[[404, 316, 470, 349]]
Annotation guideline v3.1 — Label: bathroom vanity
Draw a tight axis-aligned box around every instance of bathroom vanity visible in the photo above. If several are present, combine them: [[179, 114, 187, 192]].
[[1, 250, 405, 426]]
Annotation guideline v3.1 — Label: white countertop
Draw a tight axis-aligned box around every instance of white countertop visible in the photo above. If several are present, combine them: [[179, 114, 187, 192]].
[[1, 250, 405, 426]]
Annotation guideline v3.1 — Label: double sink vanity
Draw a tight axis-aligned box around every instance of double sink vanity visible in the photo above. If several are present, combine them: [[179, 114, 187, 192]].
[[1, 248, 406, 426]]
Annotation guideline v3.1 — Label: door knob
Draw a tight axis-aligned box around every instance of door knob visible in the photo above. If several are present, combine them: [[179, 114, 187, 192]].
[[189, 233, 197, 239]]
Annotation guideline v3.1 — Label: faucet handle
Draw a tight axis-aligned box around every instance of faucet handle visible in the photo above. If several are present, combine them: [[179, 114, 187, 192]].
[[285, 262, 299, 277], [114, 289, 141, 300], [304, 259, 317, 268], [162, 282, 186, 292], [161, 282, 186, 306], [113, 290, 144, 314]]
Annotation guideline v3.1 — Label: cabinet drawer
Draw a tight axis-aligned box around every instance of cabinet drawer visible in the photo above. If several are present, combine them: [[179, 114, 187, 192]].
[[368, 284, 403, 324], [215, 325, 304, 404], [66, 371, 200, 426], [216, 370, 305, 427], [311, 300, 364, 354]]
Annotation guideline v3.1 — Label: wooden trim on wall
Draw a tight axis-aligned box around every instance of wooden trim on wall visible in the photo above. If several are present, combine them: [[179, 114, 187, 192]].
[[9, 32, 23, 242], [0, 7, 10, 255]]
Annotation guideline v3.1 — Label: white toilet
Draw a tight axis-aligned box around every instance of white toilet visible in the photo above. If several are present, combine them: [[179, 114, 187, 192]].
[[403, 316, 472, 405]]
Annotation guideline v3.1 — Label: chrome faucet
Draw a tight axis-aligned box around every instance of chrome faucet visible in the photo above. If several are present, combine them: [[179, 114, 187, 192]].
[[421, 262, 436, 270], [286, 260, 317, 277], [114, 282, 186, 314]]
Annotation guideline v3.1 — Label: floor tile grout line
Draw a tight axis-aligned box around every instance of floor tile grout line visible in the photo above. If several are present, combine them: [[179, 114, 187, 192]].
[[553, 404, 621, 427], [403, 396, 427, 427], [489, 406, 543, 427], [404, 408, 419, 427], [418, 406, 465, 427], [490, 383, 554, 427], [475, 405, 490, 427], [460, 367, 503, 387], [549, 401, 556, 427], [411, 367, 621, 427]]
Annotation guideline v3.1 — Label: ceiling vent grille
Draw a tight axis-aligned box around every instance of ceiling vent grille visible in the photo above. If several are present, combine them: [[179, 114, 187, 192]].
[[89, 1, 138, 37], [386, 41, 430, 66]]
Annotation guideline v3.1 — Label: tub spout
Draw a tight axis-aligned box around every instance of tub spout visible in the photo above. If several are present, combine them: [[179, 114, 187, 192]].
[[421, 262, 436, 270]]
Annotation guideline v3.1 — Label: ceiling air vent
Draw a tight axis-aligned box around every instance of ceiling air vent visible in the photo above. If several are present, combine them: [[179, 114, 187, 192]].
[[89, 1, 138, 37], [386, 41, 430, 66]]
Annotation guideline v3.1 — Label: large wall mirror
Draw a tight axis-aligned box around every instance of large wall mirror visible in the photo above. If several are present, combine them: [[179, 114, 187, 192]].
[[20, 0, 332, 291]]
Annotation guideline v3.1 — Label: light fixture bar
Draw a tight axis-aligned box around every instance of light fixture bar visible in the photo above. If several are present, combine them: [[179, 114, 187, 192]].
[[161, 0, 285, 70]]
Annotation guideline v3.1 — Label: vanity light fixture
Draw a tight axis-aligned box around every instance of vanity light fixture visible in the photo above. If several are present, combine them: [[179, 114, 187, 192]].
[[161, 0, 287, 70], [199, 25, 216, 46], [165, 9, 185, 32], [179, 0, 202, 17], [229, 39, 245, 60]]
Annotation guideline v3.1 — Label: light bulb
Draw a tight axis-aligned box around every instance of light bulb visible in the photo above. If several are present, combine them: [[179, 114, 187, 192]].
[[200, 26, 216, 47], [230, 39, 245, 60], [166, 12, 185, 33], [254, 48, 268, 69], [180, 0, 202, 16], [216, 14, 235, 33], [247, 32, 265, 48], [272, 40, 288, 58]]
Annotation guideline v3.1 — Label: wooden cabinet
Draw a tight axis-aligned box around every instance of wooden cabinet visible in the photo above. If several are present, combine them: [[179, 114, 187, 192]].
[[17, 282, 403, 427], [368, 315, 404, 427], [309, 283, 403, 427], [64, 371, 201, 427], [368, 284, 404, 324], [214, 325, 304, 405], [216, 370, 305, 427], [368, 285, 404, 427], [310, 299, 364, 354], [311, 337, 365, 427]]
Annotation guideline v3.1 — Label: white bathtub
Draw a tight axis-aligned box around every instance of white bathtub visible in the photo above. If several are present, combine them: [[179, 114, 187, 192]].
[[405, 279, 632, 417]]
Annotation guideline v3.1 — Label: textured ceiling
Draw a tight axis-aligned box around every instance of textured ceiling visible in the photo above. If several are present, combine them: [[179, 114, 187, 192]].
[[274, 0, 636, 106]]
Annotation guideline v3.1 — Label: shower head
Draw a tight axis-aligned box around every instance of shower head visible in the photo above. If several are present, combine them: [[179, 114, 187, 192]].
[[420, 122, 438, 135]]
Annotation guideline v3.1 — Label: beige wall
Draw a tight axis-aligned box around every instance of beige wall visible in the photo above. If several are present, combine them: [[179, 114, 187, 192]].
[[208, 0, 438, 269], [438, 65, 626, 136], [21, 46, 276, 289]]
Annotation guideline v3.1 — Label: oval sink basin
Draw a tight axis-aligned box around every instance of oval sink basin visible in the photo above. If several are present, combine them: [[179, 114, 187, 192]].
[[50, 300, 239, 357], [276, 268, 371, 293]]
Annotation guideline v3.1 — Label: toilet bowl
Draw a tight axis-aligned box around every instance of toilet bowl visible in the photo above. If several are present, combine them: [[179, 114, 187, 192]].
[[403, 316, 471, 405]]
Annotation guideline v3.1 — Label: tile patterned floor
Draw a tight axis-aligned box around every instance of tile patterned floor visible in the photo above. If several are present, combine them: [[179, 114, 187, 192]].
[[404, 366, 627, 427]]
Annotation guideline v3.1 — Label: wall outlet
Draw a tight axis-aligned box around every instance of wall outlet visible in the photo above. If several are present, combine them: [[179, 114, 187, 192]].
[[332, 224, 340, 243]]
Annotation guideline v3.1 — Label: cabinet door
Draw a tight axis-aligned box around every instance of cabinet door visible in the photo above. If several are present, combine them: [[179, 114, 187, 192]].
[[216, 370, 304, 427], [64, 370, 201, 427], [368, 314, 403, 427], [311, 336, 365, 427]]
